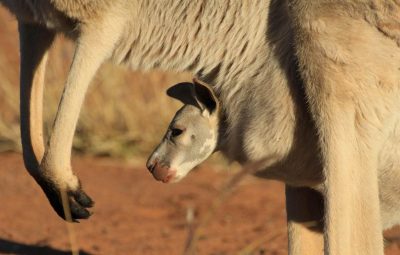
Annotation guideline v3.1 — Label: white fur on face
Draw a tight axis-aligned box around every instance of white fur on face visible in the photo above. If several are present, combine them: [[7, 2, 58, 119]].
[[169, 155, 201, 182], [170, 128, 217, 182]]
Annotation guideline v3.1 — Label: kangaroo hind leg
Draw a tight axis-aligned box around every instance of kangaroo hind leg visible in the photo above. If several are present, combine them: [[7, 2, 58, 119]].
[[286, 185, 324, 255]]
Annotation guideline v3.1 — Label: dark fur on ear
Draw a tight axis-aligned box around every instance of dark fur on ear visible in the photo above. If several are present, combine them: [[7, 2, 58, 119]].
[[192, 78, 219, 114], [166, 82, 200, 107], [166, 79, 219, 114]]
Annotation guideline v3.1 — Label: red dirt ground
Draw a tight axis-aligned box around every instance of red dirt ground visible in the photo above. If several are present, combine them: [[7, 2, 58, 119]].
[[0, 153, 400, 255]]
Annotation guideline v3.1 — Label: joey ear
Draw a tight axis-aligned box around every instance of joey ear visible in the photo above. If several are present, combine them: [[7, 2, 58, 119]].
[[192, 78, 219, 115], [166, 82, 199, 106]]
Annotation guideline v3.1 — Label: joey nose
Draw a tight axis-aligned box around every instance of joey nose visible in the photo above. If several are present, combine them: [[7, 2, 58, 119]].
[[146, 157, 158, 173]]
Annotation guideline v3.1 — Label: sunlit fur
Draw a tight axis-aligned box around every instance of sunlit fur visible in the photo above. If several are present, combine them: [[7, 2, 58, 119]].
[[1, 0, 400, 254]]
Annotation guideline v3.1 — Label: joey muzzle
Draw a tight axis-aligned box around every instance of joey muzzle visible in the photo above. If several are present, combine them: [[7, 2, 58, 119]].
[[146, 154, 176, 183]]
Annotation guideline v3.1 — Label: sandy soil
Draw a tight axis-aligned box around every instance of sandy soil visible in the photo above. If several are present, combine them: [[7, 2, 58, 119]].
[[0, 153, 399, 255]]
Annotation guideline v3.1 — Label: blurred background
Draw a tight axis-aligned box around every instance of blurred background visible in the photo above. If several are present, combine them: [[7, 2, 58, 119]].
[[0, 5, 399, 255]]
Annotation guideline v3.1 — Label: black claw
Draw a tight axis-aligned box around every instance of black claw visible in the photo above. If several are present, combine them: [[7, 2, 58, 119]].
[[70, 199, 91, 219], [72, 189, 95, 208]]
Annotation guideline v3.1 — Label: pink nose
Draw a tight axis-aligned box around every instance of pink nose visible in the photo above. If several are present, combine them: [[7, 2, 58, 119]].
[[148, 161, 176, 183]]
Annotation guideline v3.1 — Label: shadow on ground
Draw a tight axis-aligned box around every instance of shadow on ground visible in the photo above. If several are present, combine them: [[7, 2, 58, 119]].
[[0, 239, 92, 255]]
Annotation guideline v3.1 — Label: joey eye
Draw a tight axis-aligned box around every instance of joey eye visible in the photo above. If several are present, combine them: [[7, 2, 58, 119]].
[[171, 127, 184, 137]]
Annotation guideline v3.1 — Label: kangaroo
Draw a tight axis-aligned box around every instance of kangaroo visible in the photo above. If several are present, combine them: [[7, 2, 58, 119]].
[[1, 0, 399, 254], [150, 77, 400, 254]]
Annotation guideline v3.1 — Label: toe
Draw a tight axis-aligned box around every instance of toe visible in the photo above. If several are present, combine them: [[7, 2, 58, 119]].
[[70, 198, 92, 220], [71, 189, 94, 208]]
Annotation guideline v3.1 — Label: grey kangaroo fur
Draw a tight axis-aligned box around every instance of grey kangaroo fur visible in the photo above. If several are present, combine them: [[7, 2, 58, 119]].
[[1, 0, 399, 254]]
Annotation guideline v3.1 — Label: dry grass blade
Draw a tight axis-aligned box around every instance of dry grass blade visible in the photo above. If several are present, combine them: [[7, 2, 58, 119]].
[[236, 236, 269, 255], [60, 190, 79, 255], [183, 156, 279, 255], [236, 233, 282, 255]]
